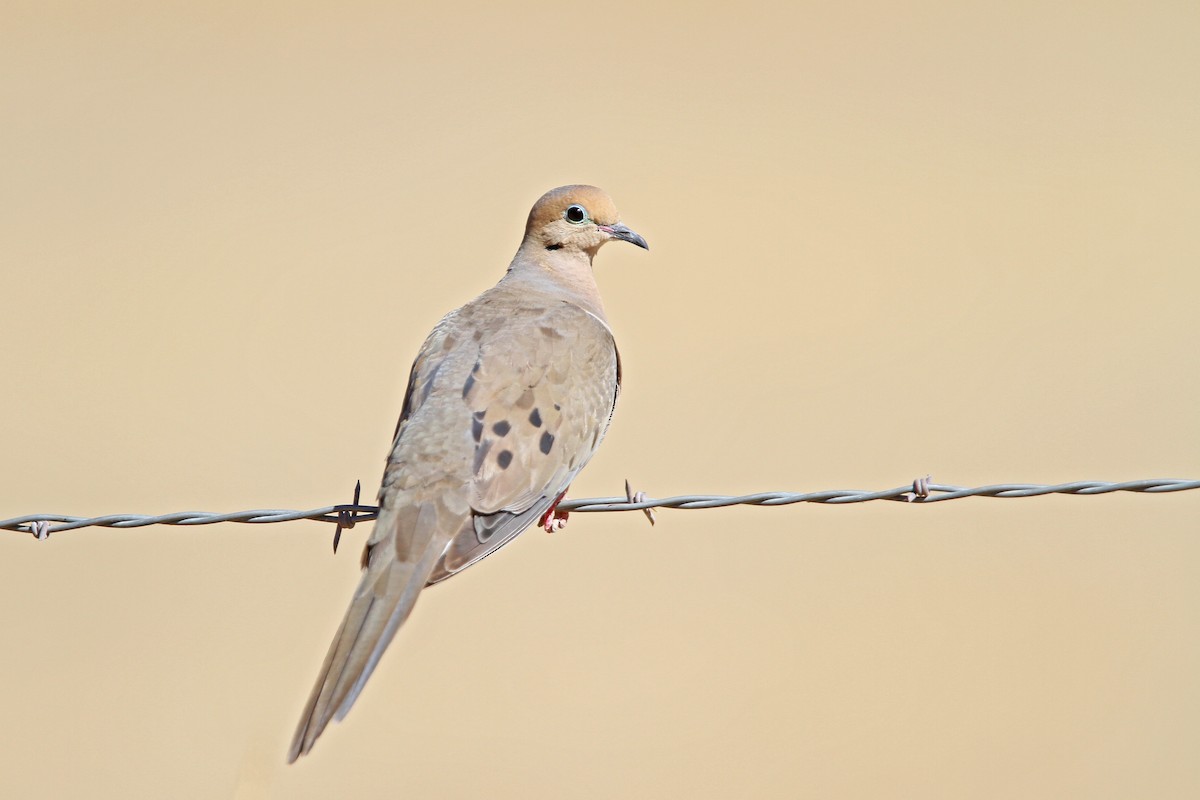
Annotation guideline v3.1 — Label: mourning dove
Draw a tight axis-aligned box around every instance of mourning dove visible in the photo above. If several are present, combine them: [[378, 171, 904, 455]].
[[287, 185, 647, 761]]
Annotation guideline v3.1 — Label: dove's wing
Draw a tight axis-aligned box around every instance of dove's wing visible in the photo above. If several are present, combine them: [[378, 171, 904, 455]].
[[428, 300, 620, 583], [288, 296, 618, 761]]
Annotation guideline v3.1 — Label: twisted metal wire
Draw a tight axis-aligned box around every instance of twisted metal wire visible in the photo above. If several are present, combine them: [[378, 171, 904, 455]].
[[3, 478, 1197, 539]]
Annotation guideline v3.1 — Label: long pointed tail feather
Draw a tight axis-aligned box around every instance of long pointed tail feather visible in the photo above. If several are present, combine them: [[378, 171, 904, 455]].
[[287, 502, 451, 762]]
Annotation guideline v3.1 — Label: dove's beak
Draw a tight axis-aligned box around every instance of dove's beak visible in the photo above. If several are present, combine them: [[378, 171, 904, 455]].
[[598, 223, 649, 251]]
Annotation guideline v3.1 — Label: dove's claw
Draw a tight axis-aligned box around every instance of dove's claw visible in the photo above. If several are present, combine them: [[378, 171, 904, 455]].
[[540, 491, 569, 533]]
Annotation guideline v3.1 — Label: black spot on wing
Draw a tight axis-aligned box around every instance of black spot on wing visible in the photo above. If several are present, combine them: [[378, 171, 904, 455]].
[[471, 416, 483, 443], [462, 360, 481, 400], [392, 363, 420, 441], [420, 361, 442, 405], [497, 450, 513, 469], [492, 420, 511, 437], [528, 408, 542, 428], [539, 431, 555, 455], [472, 440, 492, 473]]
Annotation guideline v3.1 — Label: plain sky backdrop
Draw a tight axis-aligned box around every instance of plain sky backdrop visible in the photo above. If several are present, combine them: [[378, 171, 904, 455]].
[[3, 2, 1199, 797]]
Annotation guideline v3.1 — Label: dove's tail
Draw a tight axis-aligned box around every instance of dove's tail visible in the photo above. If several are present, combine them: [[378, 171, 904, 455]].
[[287, 501, 452, 762]]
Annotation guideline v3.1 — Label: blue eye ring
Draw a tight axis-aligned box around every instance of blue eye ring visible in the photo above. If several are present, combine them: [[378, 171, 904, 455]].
[[564, 204, 588, 224]]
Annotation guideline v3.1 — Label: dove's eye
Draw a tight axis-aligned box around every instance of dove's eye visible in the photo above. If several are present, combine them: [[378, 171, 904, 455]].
[[564, 204, 588, 224]]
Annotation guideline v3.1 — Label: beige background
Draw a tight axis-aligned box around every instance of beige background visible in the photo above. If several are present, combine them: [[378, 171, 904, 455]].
[[3, 2, 1199, 797]]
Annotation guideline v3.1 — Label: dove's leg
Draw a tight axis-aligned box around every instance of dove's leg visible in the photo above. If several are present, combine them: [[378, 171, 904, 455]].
[[540, 490, 569, 533]]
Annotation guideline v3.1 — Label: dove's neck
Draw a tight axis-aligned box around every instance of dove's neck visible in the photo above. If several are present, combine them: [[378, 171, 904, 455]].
[[504, 240, 609, 322]]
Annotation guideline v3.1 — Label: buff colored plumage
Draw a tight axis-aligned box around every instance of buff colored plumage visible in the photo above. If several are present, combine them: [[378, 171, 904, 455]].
[[287, 185, 647, 761]]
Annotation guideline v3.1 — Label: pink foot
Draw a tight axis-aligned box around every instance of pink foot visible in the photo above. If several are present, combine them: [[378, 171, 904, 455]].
[[540, 491, 569, 533]]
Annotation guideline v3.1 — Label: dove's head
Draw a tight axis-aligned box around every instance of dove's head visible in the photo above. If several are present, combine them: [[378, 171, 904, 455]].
[[522, 185, 648, 259]]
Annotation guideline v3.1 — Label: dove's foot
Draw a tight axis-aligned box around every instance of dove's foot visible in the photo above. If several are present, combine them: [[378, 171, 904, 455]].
[[540, 491, 569, 533]]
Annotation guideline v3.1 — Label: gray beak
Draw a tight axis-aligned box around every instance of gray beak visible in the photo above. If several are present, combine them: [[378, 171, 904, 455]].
[[598, 223, 649, 251]]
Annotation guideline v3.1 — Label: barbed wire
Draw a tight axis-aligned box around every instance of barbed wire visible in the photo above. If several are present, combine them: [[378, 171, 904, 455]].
[[3, 477, 1197, 541]]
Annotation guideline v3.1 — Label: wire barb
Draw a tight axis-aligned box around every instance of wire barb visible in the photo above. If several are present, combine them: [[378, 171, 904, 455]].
[[907, 474, 933, 502], [625, 479, 656, 526], [332, 480, 363, 554], [4, 478, 1197, 538]]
